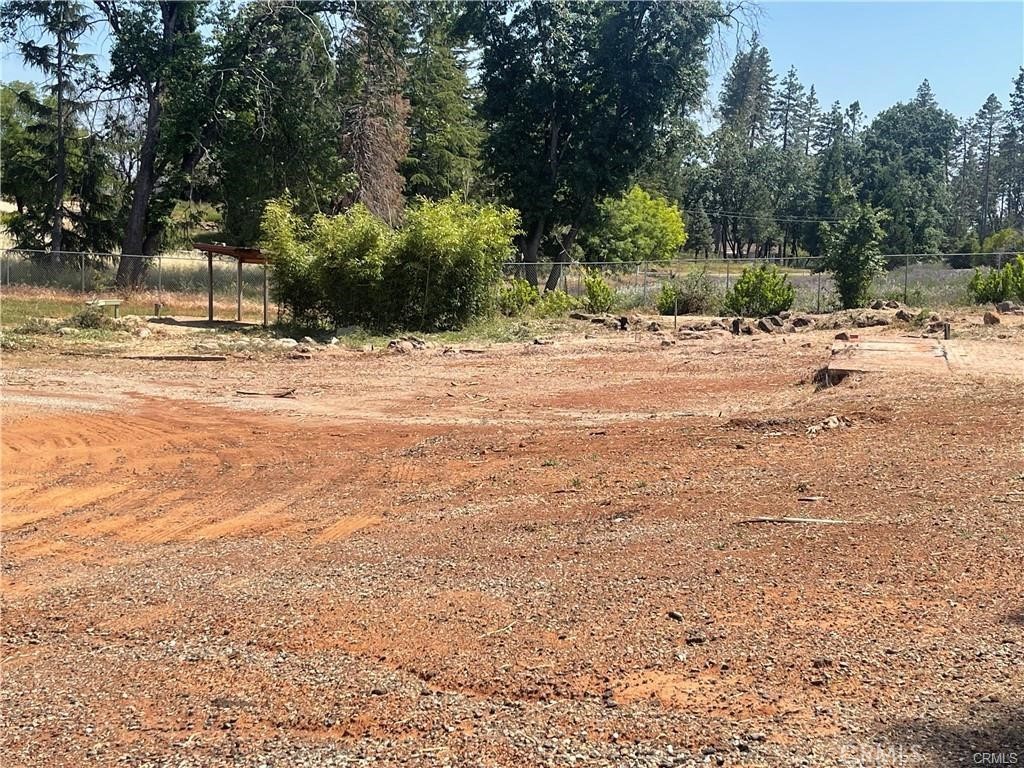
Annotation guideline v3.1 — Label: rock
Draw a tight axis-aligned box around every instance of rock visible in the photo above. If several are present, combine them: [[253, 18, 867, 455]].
[[533, 337, 552, 345], [792, 316, 814, 328], [390, 340, 416, 354], [57, 326, 78, 336], [667, 610, 683, 622], [767, 315, 783, 327], [328, 337, 339, 346], [884, 300, 901, 309], [136, 327, 151, 339], [835, 331, 851, 341], [647, 321, 661, 332], [756, 318, 776, 333], [604, 319, 622, 331], [780, 322, 796, 334], [779, 310, 791, 320], [983, 311, 1000, 325], [870, 299, 885, 309], [300, 336, 317, 345], [740, 323, 754, 336], [895, 308, 915, 322], [288, 351, 313, 360], [569, 311, 594, 321], [618, 316, 631, 331], [660, 339, 675, 348], [276, 338, 299, 348], [731, 318, 742, 335], [854, 312, 890, 327], [685, 634, 707, 645]]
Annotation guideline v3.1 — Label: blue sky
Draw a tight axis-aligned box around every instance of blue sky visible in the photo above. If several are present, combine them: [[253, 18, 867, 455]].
[[705, 1, 1024, 122], [2, 1, 1021, 124]]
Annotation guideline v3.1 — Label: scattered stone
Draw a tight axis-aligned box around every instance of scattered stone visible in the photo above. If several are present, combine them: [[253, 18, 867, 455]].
[[569, 311, 594, 321], [660, 339, 675, 348], [390, 340, 416, 354], [983, 311, 1000, 325], [895, 308, 914, 322], [533, 337, 552, 345], [884, 300, 901, 309], [647, 321, 661, 332], [685, 633, 707, 645], [835, 331, 851, 341], [276, 338, 299, 349], [667, 610, 684, 622], [288, 351, 313, 360], [136, 328, 151, 339], [57, 327, 78, 336], [870, 299, 885, 310], [328, 337, 339, 346], [791, 316, 814, 328], [756, 318, 776, 333]]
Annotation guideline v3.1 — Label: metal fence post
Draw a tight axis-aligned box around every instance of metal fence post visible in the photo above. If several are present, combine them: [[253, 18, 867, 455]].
[[816, 271, 822, 314], [80, 253, 85, 294], [903, 253, 909, 305]]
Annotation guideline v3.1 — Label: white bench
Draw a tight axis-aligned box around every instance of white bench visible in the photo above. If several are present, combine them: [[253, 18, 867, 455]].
[[86, 299, 123, 319]]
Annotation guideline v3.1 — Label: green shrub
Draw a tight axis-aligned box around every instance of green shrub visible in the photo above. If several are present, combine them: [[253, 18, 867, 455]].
[[968, 255, 1024, 304], [14, 317, 56, 335], [261, 196, 519, 331], [583, 185, 687, 263], [655, 270, 718, 315], [385, 197, 519, 330], [261, 197, 321, 324], [310, 204, 394, 326], [532, 289, 580, 318], [583, 269, 615, 313], [69, 306, 116, 329], [498, 277, 539, 316], [723, 265, 795, 317]]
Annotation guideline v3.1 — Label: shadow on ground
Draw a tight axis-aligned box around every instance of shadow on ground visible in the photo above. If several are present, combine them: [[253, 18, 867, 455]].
[[886, 705, 1022, 765], [147, 317, 259, 331]]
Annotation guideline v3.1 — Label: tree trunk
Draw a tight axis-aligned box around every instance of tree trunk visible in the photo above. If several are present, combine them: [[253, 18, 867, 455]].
[[50, 8, 66, 256], [544, 223, 580, 293], [116, 93, 162, 288], [520, 216, 546, 287]]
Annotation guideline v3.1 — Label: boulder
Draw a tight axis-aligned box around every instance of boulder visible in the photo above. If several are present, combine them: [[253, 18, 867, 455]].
[[884, 300, 901, 309], [276, 338, 299, 348], [756, 318, 776, 333], [983, 311, 1000, 325], [895, 308, 915, 322], [870, 299, 885, 310], [791, 316, 814, 328]]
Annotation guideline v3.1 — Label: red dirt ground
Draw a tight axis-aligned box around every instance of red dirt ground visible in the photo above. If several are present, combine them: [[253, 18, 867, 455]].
[[1, 324, 1022, 767]]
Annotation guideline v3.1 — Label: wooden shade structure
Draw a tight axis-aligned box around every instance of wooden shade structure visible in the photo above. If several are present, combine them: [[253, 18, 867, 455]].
[[193, 243, 270, 326]]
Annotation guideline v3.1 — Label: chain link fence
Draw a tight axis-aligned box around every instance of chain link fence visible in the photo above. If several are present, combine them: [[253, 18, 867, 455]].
[[503, 255, 979, 313], [0, 249, 272, 325], [0, 248, 987, 327]]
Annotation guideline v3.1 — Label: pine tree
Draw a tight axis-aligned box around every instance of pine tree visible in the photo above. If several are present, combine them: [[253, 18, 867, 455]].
[[799, 85, 821, 156], [719, 35, 775, 149], [975, 94, 1004, 240], [2, 0, 95, 254], [998, 68, 1024, 228], [773, 66, 805, 151], [402, 8, 483, 200]]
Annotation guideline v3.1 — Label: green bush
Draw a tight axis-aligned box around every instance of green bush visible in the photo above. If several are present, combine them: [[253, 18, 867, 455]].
[[968, 255, 1024, 304], [261, 196, 519, 331], [498, 277, 539, 316], [582, 185, 687, 263], [385, 197, 519, 330], [723, 265, 795, 317], [532, 289, 580, 318], [311, 205, 394, 327], [14, 317, 56, 335], [583, 270, 615, 313], [655, 270, 718, 315], [69, 306, 116, 329]]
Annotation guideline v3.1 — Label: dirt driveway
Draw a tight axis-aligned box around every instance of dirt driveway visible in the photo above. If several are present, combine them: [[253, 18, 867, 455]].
[[2, 328, 1022, 767]]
